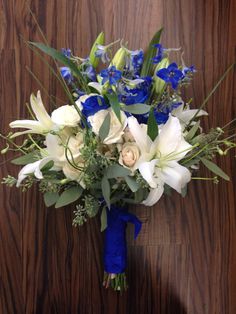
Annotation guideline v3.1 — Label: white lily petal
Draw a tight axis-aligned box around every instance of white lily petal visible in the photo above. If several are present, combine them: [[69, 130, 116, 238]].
[[9, 120, 42, 130], [34, 157, 52, 179], [177, 109, 208, 125], [30, 91, 53, 128], [174, 137, 192, 161], [139, 159, 158, 188], [127, 116, 152, 153], [142, 183, 164, 206], [88, 82, 103, 94], [17, 160, 41, 187], [154, 115, 182, 156], [158, 161, 191, 193]]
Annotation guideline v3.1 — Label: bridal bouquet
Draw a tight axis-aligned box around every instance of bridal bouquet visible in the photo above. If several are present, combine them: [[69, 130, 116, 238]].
[[2, 29, 235, 291]]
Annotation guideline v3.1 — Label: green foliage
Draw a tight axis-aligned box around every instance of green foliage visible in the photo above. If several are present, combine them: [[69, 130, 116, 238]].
[[44, 192, 60, 207], [100, 207, 107, 231], [147, 107, 158, 141], [106, 93, 121, 121], [200, 157, 230, 181], [121, 104, 150, 114], [2, 175, 17, 187], [89, 32, 105, 68], [140, 28, 163, 77], [105, 164, 131, 178], [55, 185, 83, 208], [11, 151, 40, 165], [99, 112, 111, 141], [101, 175, 111, 208]]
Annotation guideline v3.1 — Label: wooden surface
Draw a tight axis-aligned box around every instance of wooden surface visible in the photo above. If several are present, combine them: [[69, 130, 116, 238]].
[[0, 0, 236, 313]]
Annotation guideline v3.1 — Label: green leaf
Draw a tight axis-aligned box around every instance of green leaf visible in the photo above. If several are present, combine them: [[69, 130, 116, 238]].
[[106, 164, 131, 178], [185, 121, 200, 141], [30, 42, 87, 88], [44, 192, 59, 207], [106, 93, 121, 121], [89, 32, 105, 68], [11, 151, 40, 165], [99, 112, 111, 141], [101, 176, 110, 208], [181, 185, 188, 198], [121, 104, 150, 114], [140, 28, 163, 77], [125, 176, 140, 192], [55, 185, 83, 208], [100, 206, 107, 231], [41, 160, 54, 172], [200, 157, 230, 181], [147, 107, 158, 141]]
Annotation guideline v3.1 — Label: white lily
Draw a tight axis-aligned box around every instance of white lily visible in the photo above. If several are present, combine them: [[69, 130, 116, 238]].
[[128, 115, 193, 206], [10, 91, 54, 137], [172, 103, 208, 127]]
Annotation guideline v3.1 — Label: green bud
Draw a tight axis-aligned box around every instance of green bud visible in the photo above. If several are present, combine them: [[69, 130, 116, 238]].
[[89, 32, 105, 68], [153, 57, 170, 95], [1, 144, 9, 154], [110, 47, 127, 71], [60, 178, 70, 185]]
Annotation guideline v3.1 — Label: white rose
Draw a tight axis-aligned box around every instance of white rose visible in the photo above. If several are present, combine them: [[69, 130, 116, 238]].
[[67, 132, 84, 158], [62, 158, 85, 188], [88, 109, 127, 144], [51, 104, 82, 127], [119, 142, 140, 169], [123, 127, 134, 142]]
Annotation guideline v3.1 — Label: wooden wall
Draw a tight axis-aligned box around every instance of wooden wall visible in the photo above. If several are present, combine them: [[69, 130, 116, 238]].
[[0, 0, 236, 313]]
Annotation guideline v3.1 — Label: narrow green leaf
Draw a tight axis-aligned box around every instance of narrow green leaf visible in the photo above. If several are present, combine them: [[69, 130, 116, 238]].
[[41, 160, 54, 172], [89, 32, 105, 68], [30, 42, 87, 88], [125, 176, 140, 192], [11, 151, 40, 165], [106, 164, 131, 178], [200, 157, 230, 181], [121, 104, 150, 114], [101, 176, 110, 208], [100, 207, 107, 231], [181, 185, 188, 198], [147, 107, 158, 141], [44, 192, 59, 207], [140, 28, 163, 77], [106, 93, 121, 121], [185, 121, 200, 141], [99, 112, 111, 141], [55, 185, 83, 208]]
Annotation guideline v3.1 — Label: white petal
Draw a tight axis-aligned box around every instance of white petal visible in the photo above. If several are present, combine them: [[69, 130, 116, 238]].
[[158, 161, 191, 193], [139, 159, 158, 188], [154, 115, 182, 156], [174, 137, 192, 161], [127, 116, 152, 153], [9, 119, 42, 130], [88, 82, 103, 94], [30, 91, 53, 128], [16, 160, 41, 187], [142, 183, 164, 206], [177, 109, 208, 125]]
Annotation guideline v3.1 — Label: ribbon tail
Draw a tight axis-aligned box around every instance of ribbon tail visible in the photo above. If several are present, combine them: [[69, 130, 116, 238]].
[[120, 212, 142, 239]]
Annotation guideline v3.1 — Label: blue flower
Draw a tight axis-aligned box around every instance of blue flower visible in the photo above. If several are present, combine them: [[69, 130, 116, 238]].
[[157, 63, 183, 89], [60, 67, 73, 83], [95, 45, 110, 63], [81, 95, 108, 118], [153, 44, 164, 64], [154, 102, 182, 124], [118, 76, 152, 105], [125, 50, 144, 75], [81, 63, 97, 81], [183, 65, 196, 75], [61, 48, 72, 58], [100, 66, 122, 85]]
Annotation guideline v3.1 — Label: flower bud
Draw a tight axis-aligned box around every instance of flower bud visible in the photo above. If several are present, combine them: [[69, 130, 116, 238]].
[[154, 57, 170, 95], [89, 32, 105, 68], [1, 144, 9, 154], [110, 48, 127, 71]]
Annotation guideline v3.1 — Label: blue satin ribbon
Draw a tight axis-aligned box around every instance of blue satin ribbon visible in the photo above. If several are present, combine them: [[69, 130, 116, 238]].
[[104, 205, 142, 274]]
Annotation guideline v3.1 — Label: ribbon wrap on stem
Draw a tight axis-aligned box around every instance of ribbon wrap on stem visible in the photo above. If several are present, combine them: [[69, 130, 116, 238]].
[[104, 205, 142, 274]]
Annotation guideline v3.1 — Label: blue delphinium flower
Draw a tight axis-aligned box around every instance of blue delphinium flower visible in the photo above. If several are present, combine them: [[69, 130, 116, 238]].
[[81, 63, 97, 81], [125, 50, 144, 75], [95, 45, 110, 63], [182, 65, 196, 75], [154, 102, 182, 124], [100, 66, 122, 85], [61, 48, 72, 58], [81, 95, 109, 118], [118, 76, 152, 105], [153, 44, 165, 64], [60, 67, 73, 83], [157, 63, 184, 89]]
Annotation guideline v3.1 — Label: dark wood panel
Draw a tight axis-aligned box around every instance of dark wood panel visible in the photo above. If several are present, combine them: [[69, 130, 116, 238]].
[[0, 0, 235, 313]]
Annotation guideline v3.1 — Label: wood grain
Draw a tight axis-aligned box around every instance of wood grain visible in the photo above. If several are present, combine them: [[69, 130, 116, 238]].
[[0, 0, 235, 313]]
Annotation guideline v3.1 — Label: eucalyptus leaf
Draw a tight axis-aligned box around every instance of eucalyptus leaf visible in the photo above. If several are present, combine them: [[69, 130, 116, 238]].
[[41, 160, 54, 172], [100, 207, 107, 231], [181, 185, 188, 198], [140, 28, 163, 77], [185, 121, 200, 141], [55, 185, 83, 208], [106, 164, 131, 178], [89, 32, 105, 68], [99, 112, 111, 141], [122, 104, 150, 114], [44, 192, 59, 207], [101, 176, 110, 208], [11, 151, 40, 165], [125, 176, 140, 192], [200, 157, 230, 181], [106, 93, 121, 121], [147, 107, 158, 141]]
